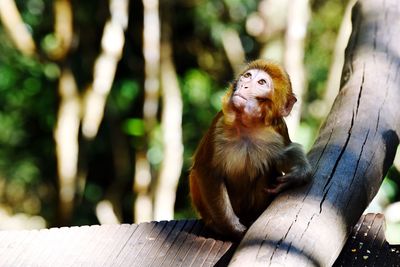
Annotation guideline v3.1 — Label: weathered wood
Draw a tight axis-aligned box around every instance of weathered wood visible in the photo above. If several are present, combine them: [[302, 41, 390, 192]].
[[229, 0, 400, 266], [333, 213, 400, 266], [0, 216, 398, 266], [0, 220, 234, 267]]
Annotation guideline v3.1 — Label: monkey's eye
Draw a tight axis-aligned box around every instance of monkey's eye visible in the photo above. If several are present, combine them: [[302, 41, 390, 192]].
[[243, 72, 252, 78], [258, 79, 267, 85]]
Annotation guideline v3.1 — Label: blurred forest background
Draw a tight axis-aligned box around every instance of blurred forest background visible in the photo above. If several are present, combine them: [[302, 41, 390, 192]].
[[0, 0, 399, 242]]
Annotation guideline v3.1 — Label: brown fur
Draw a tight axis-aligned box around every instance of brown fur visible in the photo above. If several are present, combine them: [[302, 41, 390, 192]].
[[189, 59, 312, 240]]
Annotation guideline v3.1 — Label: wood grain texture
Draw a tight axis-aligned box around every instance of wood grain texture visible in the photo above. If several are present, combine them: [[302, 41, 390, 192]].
[[0, 220, 233, 267], [229, 0, 400, 266], [334, 213, 400, 266], [0, 216, 398, 266]]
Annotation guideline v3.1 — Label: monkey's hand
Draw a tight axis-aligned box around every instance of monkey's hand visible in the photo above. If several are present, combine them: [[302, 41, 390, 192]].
[[209, 218, 247, 241], [230, 221, 247, 240], [229, 218, 247, 239], [265, 143, 312, 194], [265, 169, 310, 194]]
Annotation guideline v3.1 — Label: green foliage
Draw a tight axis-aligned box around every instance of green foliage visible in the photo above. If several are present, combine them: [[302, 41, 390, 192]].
[[305, 1, 346, 103], [123, 118, 145, 137], [385, 167, 400, 202], [0, 40, 57, 219]]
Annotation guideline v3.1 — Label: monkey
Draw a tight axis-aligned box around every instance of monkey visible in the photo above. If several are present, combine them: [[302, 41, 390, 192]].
[[189, 59, 312, 240]]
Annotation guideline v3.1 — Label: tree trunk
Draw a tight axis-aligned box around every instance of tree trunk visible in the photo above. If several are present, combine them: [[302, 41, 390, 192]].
[[283, 0, 310, 138], [153, 41, 183, 220], [133, 0, 161, 223], [323, 0, 356, 118], [229, 0, 400, 266], [0, 0, 36, 55]]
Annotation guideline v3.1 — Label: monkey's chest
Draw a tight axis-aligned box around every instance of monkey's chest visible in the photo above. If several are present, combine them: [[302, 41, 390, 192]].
[[213, 136, 283, 180], [216, 140, 280, 221], [212, 133, 285, 223]]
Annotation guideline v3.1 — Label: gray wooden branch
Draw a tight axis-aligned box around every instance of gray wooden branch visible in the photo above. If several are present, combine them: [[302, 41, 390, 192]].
[[229, 0, 400, 266]]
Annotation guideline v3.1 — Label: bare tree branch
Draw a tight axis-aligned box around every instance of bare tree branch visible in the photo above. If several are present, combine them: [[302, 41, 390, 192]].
[[133, 0, 161, 223], [0, 0, 36, 55], [153, 42, 183, 220], [54, 68, 80, 223], [284, 0, 310, 139]]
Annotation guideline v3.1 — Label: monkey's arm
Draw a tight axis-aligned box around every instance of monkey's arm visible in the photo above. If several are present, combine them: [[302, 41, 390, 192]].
[[266, 142, 312, 194], [190, 114, 247, 240], [190, 169, 247, 240]]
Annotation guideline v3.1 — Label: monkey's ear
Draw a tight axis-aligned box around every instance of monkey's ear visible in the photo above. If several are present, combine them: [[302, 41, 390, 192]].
[[281, 94, 297, 117]]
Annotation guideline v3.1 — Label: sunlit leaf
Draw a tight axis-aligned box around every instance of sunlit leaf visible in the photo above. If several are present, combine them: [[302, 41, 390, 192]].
[[122, 118, 145, 136]]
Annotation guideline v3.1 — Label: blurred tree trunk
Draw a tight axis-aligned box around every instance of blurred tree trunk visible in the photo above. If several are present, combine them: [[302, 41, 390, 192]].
[[152, 2, 184, 219], [323, 0, 356, 117], [0, 0, 79, 224], [54, 67, 80, 224], [0, 0, 36, 55], [82, 11, 128, 139], [85, 0, 129, 225], [95, 117, 131, 224], [134, 0, 160, 223], [252, 0, 288, 62], [283, 0, 310, 139], [0, 0, 129, 225], [54, 0, 128, 225], [49, 0, 76, 225], [230, 0, 400, 265], [222, 28, 245, 74], [248, 0, 309, 139], [153, 42, 183, 220]]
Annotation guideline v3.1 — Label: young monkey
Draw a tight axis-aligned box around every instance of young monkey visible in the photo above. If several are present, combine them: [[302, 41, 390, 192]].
[[189, 59, 312, 240]]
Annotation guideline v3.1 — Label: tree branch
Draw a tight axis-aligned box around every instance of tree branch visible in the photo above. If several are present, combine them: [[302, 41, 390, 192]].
[[230, 0, 400, 265]]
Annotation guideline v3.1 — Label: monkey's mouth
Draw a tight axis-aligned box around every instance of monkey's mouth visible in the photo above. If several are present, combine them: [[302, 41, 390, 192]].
[[232, 93, 247, 110], [233, 93, 247, 100]]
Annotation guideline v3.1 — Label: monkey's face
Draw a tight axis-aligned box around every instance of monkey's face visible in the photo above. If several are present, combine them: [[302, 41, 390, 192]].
[[232, 69, 273, 119]]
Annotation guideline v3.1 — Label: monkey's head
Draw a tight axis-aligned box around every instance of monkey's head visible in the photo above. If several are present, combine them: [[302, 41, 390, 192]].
[[222, 59, 297, 127]]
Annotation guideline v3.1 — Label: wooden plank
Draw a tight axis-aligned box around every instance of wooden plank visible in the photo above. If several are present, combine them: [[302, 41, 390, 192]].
[[46, 226, 89, 266], [34, 227, 66, 267], [213, 241, 237, 267], [334, 214, 367, 266], [0, 217, 398, 266], [182, 236, 207, 266], [333, 213, 400, 266], [134, 220, 169, 266], [55, 225, 96, 266], [188, 219, 206, 235], [352, 214, 385, 266], [148, 220, 186, 266], [171, 220, 206, 266], [0, 230, 39, 266], [152, 219, 196, 266], [201, 240, 225, 266], [79, 224, 120, 265], [14, 230, 46, 267], [15, 230, 52, 267], [101, 224, 138, 266], [113, 221, 157, 266], [191, 238, 217, 267], [70, 225, 103, 266], [24, 228, 59, 266], [180, 223, 216, 267]]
